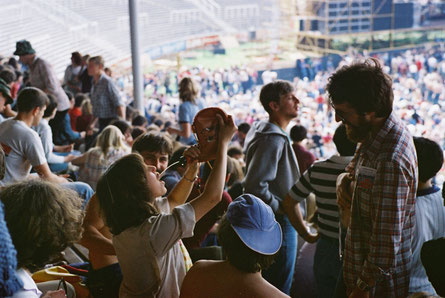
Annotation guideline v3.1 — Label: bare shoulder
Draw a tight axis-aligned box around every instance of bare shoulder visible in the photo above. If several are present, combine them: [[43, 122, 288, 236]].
[[255, 279, 290, 298], [181, 260, 221, 298]]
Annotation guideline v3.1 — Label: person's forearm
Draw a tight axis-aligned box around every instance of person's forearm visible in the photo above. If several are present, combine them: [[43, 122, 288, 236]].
[[201, 143, 228, 199], [283, 196, 309, 236], [117, 105, 125, 119], [339, 206, 351, 228], [168, 164, 199, 206]]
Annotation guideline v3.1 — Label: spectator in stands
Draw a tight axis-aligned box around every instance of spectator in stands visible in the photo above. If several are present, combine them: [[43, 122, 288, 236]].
[[78, 54, 92, 93], [14, 40, 75, 147], [409, 137, 445, 295], [34, 94, 76, 173], [0, 87, 93, 206], [132, 132, 172, 175], [167, 77, 205, 145], [63, 51, 82, 94], [0, 78, 13, 123], [96, 113, 235, 297], [285, 124, 356, 298], [180, 194, 288, 298], [110, 119, 133, 147], [161, 146, 187, 195], [333, 59, 417, 297], [227, 145, 243, 160], [51, 90, 85, 146], [0, 146, 23, 297], [131, 114, 148, 130], [243, 80, 301, 295], [0, 67, 16, 88], [0, 87, 67, 185], [88, 56, 125, 131], [76, 99, 94, 132], [80, 192, 123, 298], [10, 70, 22, 100], [0, 67, 17, 119], [104, 67, 112, 78], [69, 93, 87, 131], [131, 127, 145, 140], [236, 122, 250, 148], [72, 125, 130, 190], [1, 180, 83, 298], [290, 124, 316, 174]]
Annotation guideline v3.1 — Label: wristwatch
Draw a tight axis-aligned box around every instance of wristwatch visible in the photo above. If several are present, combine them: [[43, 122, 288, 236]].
[[356, 277, 372, 292]]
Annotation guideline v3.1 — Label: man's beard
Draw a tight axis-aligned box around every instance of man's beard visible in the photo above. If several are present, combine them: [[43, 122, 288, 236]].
[[345, 118, 372, 143]]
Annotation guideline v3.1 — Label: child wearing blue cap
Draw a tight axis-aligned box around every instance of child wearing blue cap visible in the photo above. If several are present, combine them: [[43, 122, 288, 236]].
[[96, 113, 236, 298], [180, 194, 289, 298]]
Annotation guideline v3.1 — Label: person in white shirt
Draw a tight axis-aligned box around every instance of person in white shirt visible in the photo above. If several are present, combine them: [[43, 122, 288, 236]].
[[0, 87, 93, 208], [409, 137, 445, 295], [96, 113, 236, 298], [33, 94, 76, 173], [0, 87, 67, 185]]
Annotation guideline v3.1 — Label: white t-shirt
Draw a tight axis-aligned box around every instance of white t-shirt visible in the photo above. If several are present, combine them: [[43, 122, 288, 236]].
[[0, 119, 47, 186], [33, 119, 65, 164], [113, 197, 196, 298], [409, 187, 445, 295], [7, 269, 42, 297]]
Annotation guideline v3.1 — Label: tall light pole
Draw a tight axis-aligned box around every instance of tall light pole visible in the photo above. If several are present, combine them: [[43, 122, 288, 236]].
[[129, 0, 144, 114]]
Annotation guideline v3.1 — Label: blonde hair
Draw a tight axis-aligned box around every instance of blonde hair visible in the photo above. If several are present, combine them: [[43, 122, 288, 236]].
[[94, 126, 129, 162], [80, 99, 93, 115]]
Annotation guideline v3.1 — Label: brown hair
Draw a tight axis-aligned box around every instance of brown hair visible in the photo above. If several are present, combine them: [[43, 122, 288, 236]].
[[132, 132, 173, 156], [259, 80, 294, 114], [179, 77, 198, 104], [1, 181, 83, 271], [96, 154, 159, 235]]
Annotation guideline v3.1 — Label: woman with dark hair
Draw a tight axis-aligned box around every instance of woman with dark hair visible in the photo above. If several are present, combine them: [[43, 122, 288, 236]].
[[1, 180, 84, 297], [63, 52, 82, 94], [96, 113, 236, 298], [167, 77, 205, 145]]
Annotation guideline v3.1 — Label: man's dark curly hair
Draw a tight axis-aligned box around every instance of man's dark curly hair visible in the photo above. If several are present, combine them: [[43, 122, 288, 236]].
[[1, 181, 84, 271], [217, 215, 276, 273], [327, 58, 393, 118]]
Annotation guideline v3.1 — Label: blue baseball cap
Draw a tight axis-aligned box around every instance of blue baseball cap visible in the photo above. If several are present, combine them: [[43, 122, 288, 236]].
[[226, 194, 282, 255]]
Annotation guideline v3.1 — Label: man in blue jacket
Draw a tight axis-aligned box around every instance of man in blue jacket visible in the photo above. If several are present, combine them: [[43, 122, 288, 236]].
[[243, 80, 301, 294]]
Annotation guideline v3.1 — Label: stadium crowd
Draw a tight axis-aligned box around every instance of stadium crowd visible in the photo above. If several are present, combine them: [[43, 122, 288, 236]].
[[0, 38, 444, 298]]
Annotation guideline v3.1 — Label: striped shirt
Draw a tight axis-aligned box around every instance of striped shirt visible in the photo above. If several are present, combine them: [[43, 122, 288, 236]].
[[288, 155, 353, 240], [409, 186, 445, 295], [344, 112, 417, 297]]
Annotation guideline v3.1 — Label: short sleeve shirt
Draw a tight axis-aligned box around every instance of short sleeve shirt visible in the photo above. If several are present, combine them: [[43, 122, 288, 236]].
[[113, 197, 196, 298], [0, 119, 47, 186], [178, 100, 204, 145]]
